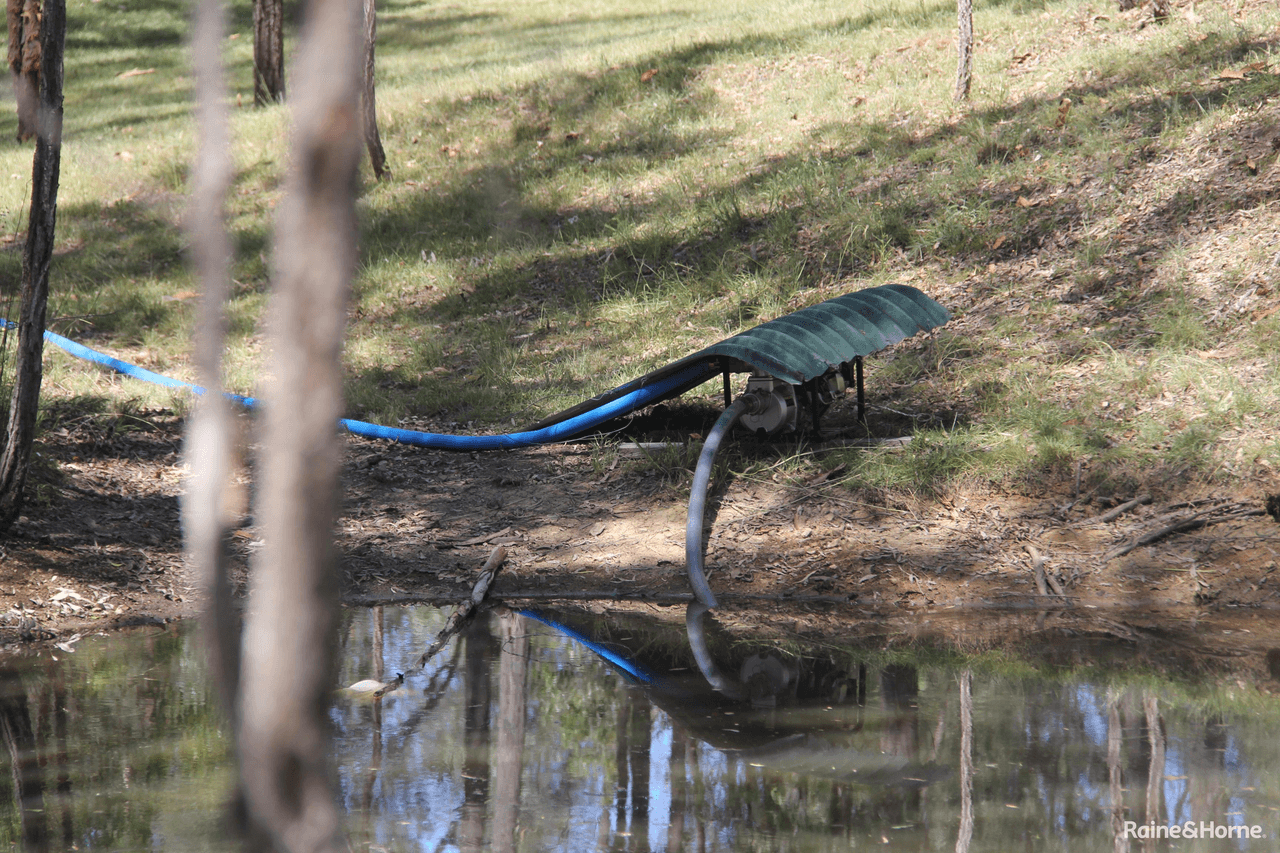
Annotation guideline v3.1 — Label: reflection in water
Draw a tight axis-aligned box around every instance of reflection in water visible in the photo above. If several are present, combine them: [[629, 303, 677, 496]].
[[0, 625, 232, 851], [1, 609, 1280, 851], [332, 606, 1280, 852], [0, 664, 46, 850]]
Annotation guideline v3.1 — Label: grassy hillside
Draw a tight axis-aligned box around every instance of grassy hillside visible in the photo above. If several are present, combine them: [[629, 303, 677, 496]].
[[1, 0, 1277, 502]]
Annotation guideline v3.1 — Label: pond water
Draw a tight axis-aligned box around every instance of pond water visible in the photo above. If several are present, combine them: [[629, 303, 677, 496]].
[[1, 605, 1279, 851]]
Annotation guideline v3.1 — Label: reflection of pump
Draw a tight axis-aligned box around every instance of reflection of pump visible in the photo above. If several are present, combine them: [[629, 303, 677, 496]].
[[686, 602, 797, 709], [740, 653, 795, 708]]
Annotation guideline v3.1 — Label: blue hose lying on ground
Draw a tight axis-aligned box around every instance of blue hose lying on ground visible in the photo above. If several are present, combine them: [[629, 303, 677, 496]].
[[3, 319, 741, 605], [1, 319, 719, 450]]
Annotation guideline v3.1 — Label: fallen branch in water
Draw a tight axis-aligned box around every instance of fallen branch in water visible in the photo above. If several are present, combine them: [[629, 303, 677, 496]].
[[415, 545, 507, 670], [343, 545, 506, 697]]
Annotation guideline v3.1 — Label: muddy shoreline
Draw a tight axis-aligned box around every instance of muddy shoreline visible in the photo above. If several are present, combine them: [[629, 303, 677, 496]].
[[3, 415, 1278, 682]]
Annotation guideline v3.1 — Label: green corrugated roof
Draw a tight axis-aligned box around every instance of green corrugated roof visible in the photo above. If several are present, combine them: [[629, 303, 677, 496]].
[[695, 283, 950, 384], [525, 283, 949, 431]]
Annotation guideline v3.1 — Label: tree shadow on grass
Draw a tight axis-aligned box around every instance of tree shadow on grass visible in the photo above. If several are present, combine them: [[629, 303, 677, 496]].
[[383, 22, 1278, 329]]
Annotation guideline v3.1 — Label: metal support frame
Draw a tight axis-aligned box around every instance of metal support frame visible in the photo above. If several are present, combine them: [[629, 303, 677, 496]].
[[855, 356, 865, 424]]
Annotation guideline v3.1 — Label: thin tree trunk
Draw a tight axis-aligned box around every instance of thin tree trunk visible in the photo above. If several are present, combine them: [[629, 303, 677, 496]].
[[235, 0, 361, 846], [955, 0, 973, 101], [360, 0, 387, 179], [0, 0, 62, 533], [252, 0, 285, 105]]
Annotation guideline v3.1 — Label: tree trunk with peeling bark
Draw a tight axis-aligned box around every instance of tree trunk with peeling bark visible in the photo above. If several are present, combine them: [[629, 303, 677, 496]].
[[0, 0, 62, 533], [955, 0, 973, 101], [361, 0, 387, 179], [6, 0, 40, 140], [253, 0, 285, 105]]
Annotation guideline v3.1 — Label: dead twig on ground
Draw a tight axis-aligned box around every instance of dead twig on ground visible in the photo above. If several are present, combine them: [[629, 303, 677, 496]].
[[1095, 493, 1153, 523], [1104, 503, 1265, 562], [1025, 544, 1068, 598]]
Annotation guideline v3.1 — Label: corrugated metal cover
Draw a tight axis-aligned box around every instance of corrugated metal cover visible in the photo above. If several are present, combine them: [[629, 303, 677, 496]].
[[524, 283, 949, 431], [696, 283, 950, 384]]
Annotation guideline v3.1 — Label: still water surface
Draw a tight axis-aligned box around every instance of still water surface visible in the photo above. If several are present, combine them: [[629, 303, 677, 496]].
[[1, 606, 1278, 851]]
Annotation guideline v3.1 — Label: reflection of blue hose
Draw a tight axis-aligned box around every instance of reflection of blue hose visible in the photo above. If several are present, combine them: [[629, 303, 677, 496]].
[[4, 320, 718, 450], [516, 609, 654, 684]]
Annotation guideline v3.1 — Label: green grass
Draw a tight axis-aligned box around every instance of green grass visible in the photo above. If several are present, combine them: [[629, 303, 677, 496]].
[[1, 0, 1278, 498]]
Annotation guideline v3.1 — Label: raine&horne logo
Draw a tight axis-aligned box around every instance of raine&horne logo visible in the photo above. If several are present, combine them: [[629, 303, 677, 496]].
[[1122, 820, 1265, 841]]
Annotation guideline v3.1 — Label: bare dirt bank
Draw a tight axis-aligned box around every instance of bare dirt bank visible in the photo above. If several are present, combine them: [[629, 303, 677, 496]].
[[3, 416, 1278, 676]]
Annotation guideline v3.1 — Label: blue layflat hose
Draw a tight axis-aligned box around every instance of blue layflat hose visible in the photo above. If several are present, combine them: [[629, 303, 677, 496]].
[[1, 319, 718, 450]]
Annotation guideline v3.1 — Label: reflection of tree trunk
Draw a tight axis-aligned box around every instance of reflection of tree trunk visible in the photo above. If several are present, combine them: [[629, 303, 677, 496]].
[[1143, 693, 1165, 852], [1187, 716, 1228, 833], [52, 671, 71, 847], [0, 0, 62, 533], [458, 612, 492, 853], [879, 664, 919, 758], [614, 693, 629, 833], [630, 693, 651, 848], [612, 688, 652, 848], [371, 605, 384, 681], [359, 0, 387, 179], [361, 607, 385, 815], [955, 670, 973, 853], [492, 612, 529, 853], [0, 672, 48, 850], [1109, 693, 1129, 853], [689, 736, 706, 853], [252, 0, 285, 104], [668, 725, 687, 852]]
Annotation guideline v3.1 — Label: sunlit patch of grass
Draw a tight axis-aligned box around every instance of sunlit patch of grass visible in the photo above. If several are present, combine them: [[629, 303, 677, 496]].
[[0, 0, 1274, 511]]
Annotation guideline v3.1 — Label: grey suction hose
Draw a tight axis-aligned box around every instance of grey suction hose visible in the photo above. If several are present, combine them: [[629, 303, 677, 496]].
[[685, 392, 762, 608]]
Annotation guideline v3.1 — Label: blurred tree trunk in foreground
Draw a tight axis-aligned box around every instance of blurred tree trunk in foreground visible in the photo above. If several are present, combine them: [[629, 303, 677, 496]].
[[253, 0, 285, 104], [360, 0, 387, 179], [187, 0, 361, 847], [0, 0, 63, 534], [240, 0, 360, 831], [185, 0, 240, 736]]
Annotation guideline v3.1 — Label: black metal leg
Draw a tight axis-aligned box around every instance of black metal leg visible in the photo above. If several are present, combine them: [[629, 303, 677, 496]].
[[855, 356, 865, 424]]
